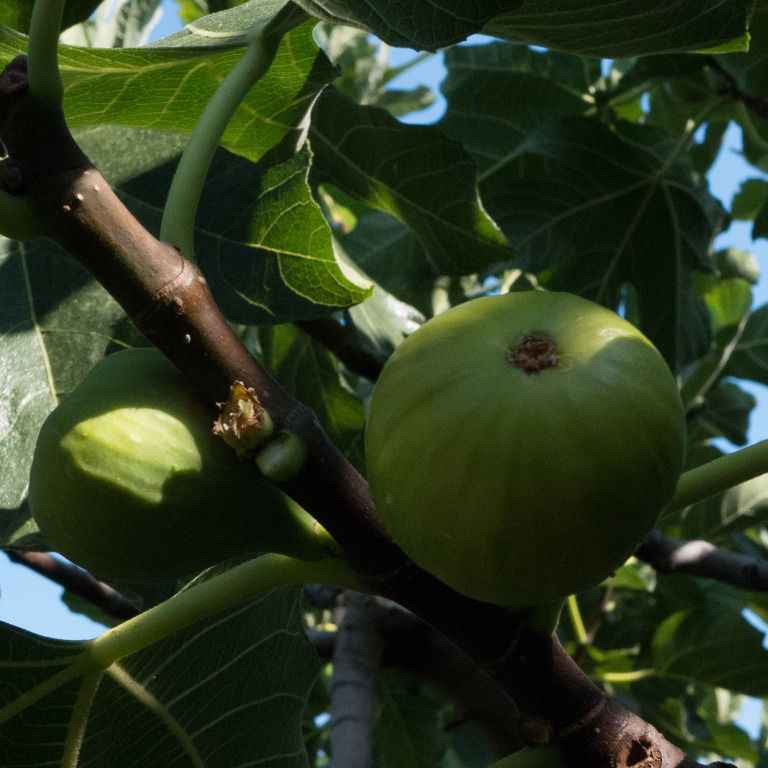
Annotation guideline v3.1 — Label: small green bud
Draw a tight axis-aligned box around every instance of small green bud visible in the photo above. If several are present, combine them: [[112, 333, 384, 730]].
[[256, 430, 306, 482]]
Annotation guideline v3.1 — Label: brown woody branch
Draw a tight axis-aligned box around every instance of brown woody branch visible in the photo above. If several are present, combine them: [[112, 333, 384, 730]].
[[328, 592, 384, 768], [637, 528, 768, 591], [5, 550, 139, 620], [296, 318, 385, 381], [312, 592, 523, 759], [0, 54, 731, 768]]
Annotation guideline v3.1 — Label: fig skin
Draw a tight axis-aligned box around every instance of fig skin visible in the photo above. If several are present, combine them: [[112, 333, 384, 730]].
[[365, 290, 686, 607], [29, 347, 328, 583]]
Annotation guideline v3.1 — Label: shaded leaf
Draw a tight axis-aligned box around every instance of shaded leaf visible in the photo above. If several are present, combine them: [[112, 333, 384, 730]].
[[345, 286, 425, 362], [726, 303, 768, 385], [680, 276, 752, 417], [716, 4, 768, 97], [485, 0, 750, 58], [688, 379, 755, 446], [86, 132, 372, 323], [756, 199, 768, 241], [294, 0, 522, 51], [438, 42, 594, 175], [258, 323, 367, 467], [0, 500, 42, 550], [0, 0, 102, 34], [475, 116, 722, 366], [76, 125, 188, 188], [340, 212, 440, 317], [437, 41, 722, 365], [309, 87, 512, 276], [652, 601, 768, 696], [0, 587, 319, 767], [706, 721, 758, 763], [732, 178, 768, 222], [373, 668, 452, 768], [0, 239, 126, 510]]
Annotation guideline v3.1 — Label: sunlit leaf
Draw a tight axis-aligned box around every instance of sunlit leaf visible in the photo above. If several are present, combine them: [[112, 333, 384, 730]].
[[0, 19, 335, 165]]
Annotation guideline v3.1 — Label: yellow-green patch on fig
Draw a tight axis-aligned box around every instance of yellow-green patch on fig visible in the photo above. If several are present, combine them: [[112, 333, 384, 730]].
[[365, 291, 685, 607], [29, 347, 330, 583]]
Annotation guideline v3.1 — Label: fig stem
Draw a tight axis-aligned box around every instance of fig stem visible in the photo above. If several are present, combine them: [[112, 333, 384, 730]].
[[159, 3, 308, 258], [524, 599, 565, 637], [86, 554, 366, 669], [600, 669, 655, 684], [566, 594, 588, 646], [27, 0, 65, 109], [668, 438, 768, 511]]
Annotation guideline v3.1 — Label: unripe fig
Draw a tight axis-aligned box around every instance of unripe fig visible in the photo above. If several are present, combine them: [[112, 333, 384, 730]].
[[365, 291, 685, 607], [29, 348, 330, 583]]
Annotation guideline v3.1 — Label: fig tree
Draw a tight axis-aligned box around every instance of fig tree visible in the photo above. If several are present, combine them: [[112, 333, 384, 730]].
[[29, 347, 330, 583], [365, 291, 685, 607]]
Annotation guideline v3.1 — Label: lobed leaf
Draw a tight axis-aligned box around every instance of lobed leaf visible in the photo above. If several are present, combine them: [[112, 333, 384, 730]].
[[652, 601, 768, 697], [0, 19, 335, 165], [309, 87, 512, 276], [293, 0, 518, 51], [193, 147, 372, 323], [0, 587, 319, 767], [291, 0, 750, 56], [485, 0, 750, 58], [726, 302, 768, 385], [438, 41, 725, 365]]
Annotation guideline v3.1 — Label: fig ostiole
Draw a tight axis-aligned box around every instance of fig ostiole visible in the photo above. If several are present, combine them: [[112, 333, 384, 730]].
[[365, 290, 686, 608], [28, 347, 333, 584]]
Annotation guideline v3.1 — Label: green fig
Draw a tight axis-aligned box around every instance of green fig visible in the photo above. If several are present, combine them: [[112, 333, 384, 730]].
[[365, 291, 685, 607], [29, 347, 331, 583]]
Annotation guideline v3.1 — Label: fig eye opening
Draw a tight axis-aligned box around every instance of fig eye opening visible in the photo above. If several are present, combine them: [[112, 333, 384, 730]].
[[508, 332, 558, 374]]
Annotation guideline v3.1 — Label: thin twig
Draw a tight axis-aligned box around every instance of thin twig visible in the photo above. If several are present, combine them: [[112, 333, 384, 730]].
[[329, 593, 383, 768], [296, 318, 385, 381], [5, 551, 139, 620], [637, 528, 768, 591]]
